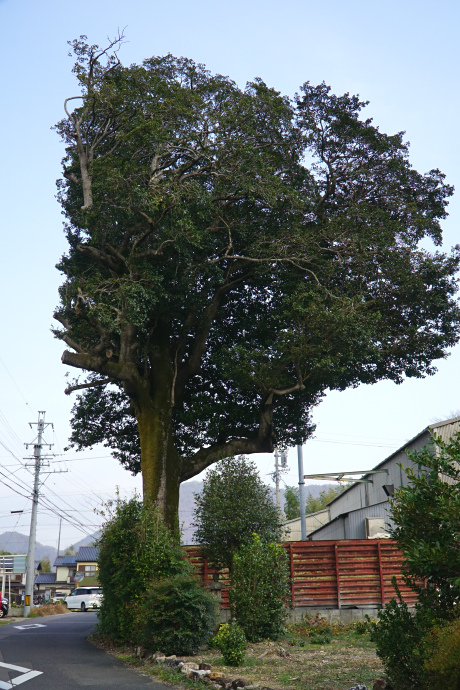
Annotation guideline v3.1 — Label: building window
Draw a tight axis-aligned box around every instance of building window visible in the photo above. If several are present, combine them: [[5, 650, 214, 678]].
[[84, 565, 97, 576]]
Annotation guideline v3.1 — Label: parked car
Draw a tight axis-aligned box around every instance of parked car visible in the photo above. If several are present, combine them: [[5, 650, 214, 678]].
[[52, 593, 66, 604], [65, 587, 102, 612], [0, 598, 8, 618]]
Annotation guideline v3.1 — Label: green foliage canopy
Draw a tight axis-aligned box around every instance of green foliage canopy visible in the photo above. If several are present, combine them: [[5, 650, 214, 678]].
[[54, 35, 460, 527], [192, 456, 283, 570]]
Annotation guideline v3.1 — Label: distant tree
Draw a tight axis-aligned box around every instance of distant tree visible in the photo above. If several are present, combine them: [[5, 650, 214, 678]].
[[0, 550, 11, 556], [40, 557, 52, 573], [192, 457, 283, 571], [283, 484, 348, 520], [64, 545, 75, 556], [54, 35, 460, 530]]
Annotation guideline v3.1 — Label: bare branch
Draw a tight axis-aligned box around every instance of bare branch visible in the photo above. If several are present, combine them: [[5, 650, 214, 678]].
[[65, 377, 115, 395], [77, 243, 127, 275], [63, 170, 79, 185]]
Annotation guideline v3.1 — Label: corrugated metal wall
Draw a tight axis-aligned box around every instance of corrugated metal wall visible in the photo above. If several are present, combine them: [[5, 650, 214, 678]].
[[310, 502, 393, 540], [185, 539, 418, 610], [328, 432, 429, 523]]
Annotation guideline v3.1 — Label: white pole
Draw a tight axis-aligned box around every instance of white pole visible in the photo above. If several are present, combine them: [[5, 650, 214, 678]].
[[23, 412, 46, 617], [274, 448, 280, 509], [297, 443, 307, 540]]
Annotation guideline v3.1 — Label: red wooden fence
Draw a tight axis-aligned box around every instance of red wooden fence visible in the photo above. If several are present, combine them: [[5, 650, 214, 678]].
[[185, 539, 417, 609]]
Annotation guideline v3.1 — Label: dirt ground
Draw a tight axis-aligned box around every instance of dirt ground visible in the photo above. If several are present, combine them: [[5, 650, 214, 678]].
[[105, 629, 384, 690]]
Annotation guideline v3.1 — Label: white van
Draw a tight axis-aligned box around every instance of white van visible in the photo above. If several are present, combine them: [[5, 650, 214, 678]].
[[65, 587, 102, 611]]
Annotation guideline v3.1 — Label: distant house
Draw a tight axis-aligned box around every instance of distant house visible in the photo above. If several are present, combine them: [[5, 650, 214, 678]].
[[54, 554, 77, 588], [34, 571, 58, 599], [306, 415, 460, 541], [34, 554, 77, 600], [75, 546, 99, 586]]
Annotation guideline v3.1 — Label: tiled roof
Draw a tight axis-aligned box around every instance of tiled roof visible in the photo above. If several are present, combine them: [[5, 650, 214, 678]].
[[54, 555, 77, 568], [76, 546, 99, 563], [34, 573, 57, 584]]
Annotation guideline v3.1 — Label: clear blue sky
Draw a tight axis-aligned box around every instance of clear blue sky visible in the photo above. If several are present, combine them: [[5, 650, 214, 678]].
[[1, 0, 459, 547]]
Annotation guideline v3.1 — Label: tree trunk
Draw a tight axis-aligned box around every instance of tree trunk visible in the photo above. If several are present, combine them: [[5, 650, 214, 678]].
[[135, 397, 181, 532]]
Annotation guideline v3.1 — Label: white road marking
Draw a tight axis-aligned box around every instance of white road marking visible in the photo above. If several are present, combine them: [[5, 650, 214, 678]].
[[12, 625, 45, 631], [0, 662, 42, 689]]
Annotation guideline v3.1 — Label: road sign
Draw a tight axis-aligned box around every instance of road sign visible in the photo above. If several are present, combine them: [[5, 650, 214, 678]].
[[75, 572, 84, 582]]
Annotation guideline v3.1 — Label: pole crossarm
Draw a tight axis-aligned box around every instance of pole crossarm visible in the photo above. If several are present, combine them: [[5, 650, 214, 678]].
[[304, 469, 389, 484]]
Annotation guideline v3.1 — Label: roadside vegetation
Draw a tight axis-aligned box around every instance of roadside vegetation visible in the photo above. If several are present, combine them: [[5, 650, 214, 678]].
[[98, 616, 383, 690], [29, 602, 69, 617]]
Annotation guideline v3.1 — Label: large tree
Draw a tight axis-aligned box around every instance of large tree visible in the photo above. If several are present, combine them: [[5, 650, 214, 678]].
[[54, 36, 460, 528]]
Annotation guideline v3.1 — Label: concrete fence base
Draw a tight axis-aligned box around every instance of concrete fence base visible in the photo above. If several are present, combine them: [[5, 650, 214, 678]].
[[218, 605, 393, 625]]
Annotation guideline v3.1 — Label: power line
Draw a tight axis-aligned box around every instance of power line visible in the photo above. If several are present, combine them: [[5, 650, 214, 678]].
[[0, 354, 34, 411]]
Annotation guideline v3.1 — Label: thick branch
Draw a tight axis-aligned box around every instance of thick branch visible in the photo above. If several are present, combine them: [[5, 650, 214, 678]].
[[180, 391, 274, 481], [271, 382, 305, 396], [77, 243, 127, 274], [61, 349, 138, 384], [65, 377, 114, 395], [175, 273, 247, 398], [180, 435, 274, 482]]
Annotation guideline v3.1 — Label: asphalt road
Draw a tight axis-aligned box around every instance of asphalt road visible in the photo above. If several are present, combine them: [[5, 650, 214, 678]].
[[0, 612, 169, 689]]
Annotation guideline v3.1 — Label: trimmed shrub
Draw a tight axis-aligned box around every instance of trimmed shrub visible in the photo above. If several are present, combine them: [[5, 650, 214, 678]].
[[213, 622, 247, 666], [138, 574, 218, 655], [97, 498, 190, 643], [230, 534, 290, 642]]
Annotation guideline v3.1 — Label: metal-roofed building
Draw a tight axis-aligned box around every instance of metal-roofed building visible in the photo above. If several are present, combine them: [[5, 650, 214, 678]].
[[308, 415, 460, 541]]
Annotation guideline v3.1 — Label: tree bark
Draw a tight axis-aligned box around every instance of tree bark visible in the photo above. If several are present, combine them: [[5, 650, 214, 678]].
[[126, 321, 181, 532], [134, 398, 180, 532]]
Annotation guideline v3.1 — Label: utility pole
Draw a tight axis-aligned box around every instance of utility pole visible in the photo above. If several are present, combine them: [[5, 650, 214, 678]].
[[23, 411, 53, 617], [272, 448, 288, 513], [57, 518, 62, 558], [297, 443, 307, 541], [274, 448, 280, 509]]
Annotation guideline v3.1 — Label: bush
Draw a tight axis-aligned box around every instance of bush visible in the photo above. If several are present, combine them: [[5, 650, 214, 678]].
[[138, 574, 218, 655], [424, 618, 460, 689], [370, 595, 427, 690], [288, 613, 339, 644], [230, 534, 290, 642], [369, 584, 456, 690], [97, 498, 190, 643], [213, 622, 247, 666]]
